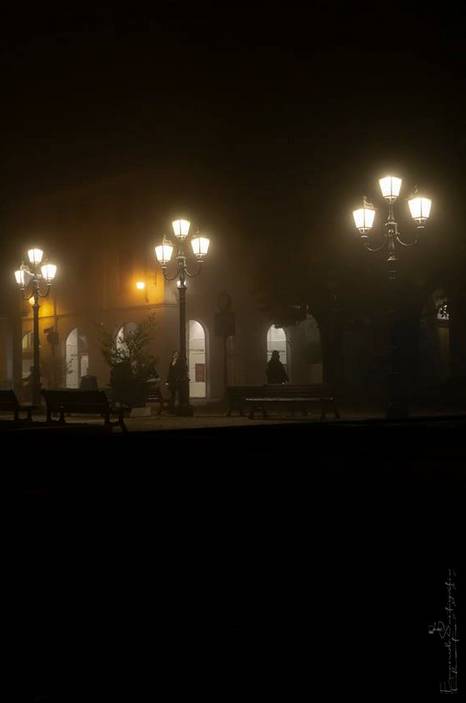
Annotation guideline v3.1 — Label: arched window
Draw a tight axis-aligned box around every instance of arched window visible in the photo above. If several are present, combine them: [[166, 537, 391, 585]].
[[66, 329, 89, 388], [22, 332, 33, 379], [115, 322, 138, 356], [188, 320, 206, 398], [267, 326, 288, 368]]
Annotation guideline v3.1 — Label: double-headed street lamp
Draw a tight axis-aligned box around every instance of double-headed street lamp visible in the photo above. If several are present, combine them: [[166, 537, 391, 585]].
[[14, 248, 57, 407], [155, 219, 210, 416], [353, 176, 432, 418]]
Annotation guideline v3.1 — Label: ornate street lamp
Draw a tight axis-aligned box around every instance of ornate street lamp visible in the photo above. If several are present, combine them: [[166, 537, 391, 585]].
[[353, 177, 432, 279], [155, 219, 210, 416], [14, 248, 57, 406], [352, 176, 432, 418]]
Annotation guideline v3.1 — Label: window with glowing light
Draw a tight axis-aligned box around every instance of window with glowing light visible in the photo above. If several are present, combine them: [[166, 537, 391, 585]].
[[267, 326, 288, 368], [66, 329, 89, 388], [21, 332, 33, 379], [188, 320, 206, 398]]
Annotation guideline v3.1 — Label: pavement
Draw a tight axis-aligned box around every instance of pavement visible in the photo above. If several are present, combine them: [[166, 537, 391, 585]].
[[2, 400, 466, 433]]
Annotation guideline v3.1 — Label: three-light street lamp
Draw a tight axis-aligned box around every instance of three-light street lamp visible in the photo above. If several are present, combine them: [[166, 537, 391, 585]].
[[14, 248, 57, 406], [155, 219, 210, 416], [353, 176, 432, 278], [352, 176, 432, 418]]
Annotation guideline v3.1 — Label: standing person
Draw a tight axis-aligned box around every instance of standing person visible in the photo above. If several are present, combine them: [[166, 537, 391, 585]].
[[166, 351, 184, 412], [266, 350, 289, 384]]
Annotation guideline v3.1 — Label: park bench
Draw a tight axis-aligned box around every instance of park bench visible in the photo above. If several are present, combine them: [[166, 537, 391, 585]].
[[41, 389, 128, 432], [227, 384, 340, 421], [0, 390, 33, 423], [225, 386, 263, 416]]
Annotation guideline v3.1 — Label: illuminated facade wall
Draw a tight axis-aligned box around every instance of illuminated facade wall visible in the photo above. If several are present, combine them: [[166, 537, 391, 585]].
[[2, 172, 319, 400]]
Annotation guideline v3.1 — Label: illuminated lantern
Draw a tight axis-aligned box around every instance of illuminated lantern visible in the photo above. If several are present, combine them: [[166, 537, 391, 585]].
[[155, 240, 174, 266], [353, 199, 375, 235], [191, 236, 210, 260], [408, 195, 432, 228], [378, 176, 402, 201], [172, 219, 190, 239], [41, 263, 57, 282], [27, 248, 44, 265]]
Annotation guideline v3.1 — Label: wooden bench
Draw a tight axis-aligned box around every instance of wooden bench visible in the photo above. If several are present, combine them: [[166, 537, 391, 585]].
[[0, 390, 33, 423], [226, 386, 265, 416], [227, 384, 340, 421], [41, 389, 128, 432]]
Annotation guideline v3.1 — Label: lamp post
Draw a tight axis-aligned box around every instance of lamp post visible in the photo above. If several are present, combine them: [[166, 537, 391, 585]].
[[155, 219, 210, 416], [352, 176, 432, 418], [14, 248, 57, 407]]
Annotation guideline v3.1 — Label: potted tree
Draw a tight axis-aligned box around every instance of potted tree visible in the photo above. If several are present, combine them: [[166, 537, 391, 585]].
[[100, 314, 159, 408]]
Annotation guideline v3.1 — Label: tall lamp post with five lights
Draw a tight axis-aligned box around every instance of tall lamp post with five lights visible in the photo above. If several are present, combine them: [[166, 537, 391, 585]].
[[352, 176, 432, 417], [155, 219, 210, 416], [14, 248, 57, 407]]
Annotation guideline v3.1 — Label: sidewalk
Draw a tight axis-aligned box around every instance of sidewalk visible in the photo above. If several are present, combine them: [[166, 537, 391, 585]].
[[2, 400, 465, 433]]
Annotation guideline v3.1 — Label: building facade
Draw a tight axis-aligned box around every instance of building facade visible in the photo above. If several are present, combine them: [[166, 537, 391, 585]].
[[0, 172, 324, 401]]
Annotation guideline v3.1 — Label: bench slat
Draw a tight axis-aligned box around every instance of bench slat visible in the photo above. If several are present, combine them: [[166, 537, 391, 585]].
[[226, 384, 340, 420]]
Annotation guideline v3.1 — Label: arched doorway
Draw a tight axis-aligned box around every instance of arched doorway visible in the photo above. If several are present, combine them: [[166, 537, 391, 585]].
[[267, 325, 288, 375], [188, 320, 206, 398], [22, 331, 33, 380], [66, 329, 89, 388]]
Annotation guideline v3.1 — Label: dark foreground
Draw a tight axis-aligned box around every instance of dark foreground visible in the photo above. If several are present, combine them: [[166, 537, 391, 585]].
[[9, 416, 466, 701]]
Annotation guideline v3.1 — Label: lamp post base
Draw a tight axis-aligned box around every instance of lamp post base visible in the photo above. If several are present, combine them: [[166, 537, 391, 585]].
[[386, 372, 410, 420], [176, 404, 194, 417]]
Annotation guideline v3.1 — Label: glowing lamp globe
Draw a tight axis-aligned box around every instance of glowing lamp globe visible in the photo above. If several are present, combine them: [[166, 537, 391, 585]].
[[15, 270, 26, 287], [172, 219, 190, 239], [41, 263, 57, 282], [191, 236, 210, 260], [27, 248, 44, 265], [378, 176, 402, 201], [408, 195, 432, 228], [155, 241, 174, 266], [353, 201, 375, 235]]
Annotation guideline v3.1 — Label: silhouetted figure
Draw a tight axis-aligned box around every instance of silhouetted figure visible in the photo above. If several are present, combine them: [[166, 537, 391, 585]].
[[266, 350, 289, 384], [166, 351, 186, 412]]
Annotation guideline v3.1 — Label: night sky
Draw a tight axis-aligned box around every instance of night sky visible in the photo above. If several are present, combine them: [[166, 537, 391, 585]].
[[1, 4, 464, 316], [1, 5, 464, 231]]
